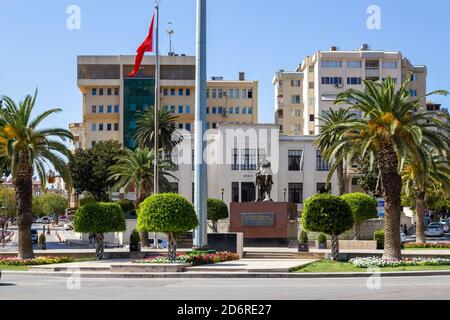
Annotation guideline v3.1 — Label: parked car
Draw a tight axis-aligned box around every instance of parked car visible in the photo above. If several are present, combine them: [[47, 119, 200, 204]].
[[440, 222, 450, 233], [31, 229, 38, 244], [40, 217, 51, 224], [425, 225, 445, 237], [400, 232, 407, 244]]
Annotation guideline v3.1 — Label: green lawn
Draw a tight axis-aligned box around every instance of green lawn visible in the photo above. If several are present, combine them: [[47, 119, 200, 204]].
[[404, 247, 450, 250], [0, 265, 29, 271], [293, 260, 450, 273]]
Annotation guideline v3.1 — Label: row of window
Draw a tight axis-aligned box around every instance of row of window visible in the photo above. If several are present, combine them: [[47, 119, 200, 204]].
[[91, 123, 120, 132], [91, 105, 120, 114], [206, 106, 253, 115], [163, 88, 191, 97], [207, 88, 253, 100], [91, 88, 119, 96], [321, 60, 399, 69], [164, 105, 191, 114]]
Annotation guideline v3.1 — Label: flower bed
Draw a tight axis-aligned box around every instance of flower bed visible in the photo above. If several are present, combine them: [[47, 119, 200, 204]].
[[0, 256, 74, 266], [350, 256, 450, 268], [134, 251, 240, 266], [404, 243, 450, 249]]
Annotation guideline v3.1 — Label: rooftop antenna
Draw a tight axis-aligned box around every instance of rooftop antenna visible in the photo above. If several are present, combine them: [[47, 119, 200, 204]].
[[166, 22, 174, 55]]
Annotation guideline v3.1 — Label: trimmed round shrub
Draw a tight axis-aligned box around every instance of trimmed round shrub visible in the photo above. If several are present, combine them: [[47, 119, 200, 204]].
[[79, 195, 96, 207], [207, 198, 229, 232], [299, 231, 308, 244], [317, 233, 327, 244], [130, 229, 140, 246], [374, 229, 385, 249], [117, 199, 135, 214], [138, 193, 198, 234], [39, 233, 46, 244], [302, 194, 353, 236], [341, 193, 378, 223], [74, 202, 126, 234]]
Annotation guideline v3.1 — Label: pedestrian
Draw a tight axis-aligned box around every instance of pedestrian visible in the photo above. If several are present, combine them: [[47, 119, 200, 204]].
[[403, 224, 408, 236]]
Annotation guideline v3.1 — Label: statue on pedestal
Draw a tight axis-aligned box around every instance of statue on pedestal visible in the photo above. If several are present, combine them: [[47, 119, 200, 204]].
[[255, 156, 274, 202]]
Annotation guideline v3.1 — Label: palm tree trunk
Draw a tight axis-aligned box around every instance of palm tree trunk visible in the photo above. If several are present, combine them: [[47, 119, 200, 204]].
[[136, 190, 149, 248], [167, 232, 177, 262], [15, 152, 34, 260], [212, 221, 218, 233], [354, 222, 361, 240], [95, 233, 104, 260], [379, 142, 402, 260], [415, 189, 426, 244], [331, 233, 339, 261], [336, 159, 346, 196]]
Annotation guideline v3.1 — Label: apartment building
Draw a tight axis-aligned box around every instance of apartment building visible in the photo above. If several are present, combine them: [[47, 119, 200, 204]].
[[75, 55, 258, 150], [274, 45, 427, 135]]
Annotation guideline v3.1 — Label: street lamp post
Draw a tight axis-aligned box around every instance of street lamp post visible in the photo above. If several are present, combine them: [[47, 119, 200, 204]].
[[193, 0, 208, 250], [283, 188, 287, 202], [221, 188, 225, 202]]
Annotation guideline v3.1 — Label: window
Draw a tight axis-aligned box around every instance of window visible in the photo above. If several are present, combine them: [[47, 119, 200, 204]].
[[129, 104, 137, 112], [231, 149, 239, 170], [242, 107, 247, 114], [288, 183, 303, 204], [114, 123, 119, 131], [107, 105, 112, 113], [228, 107, 233, 114], [114, 105, 119, 113], [347, 61, 362, 68], [242, 89, 247, 100], [292, 109, 301, 117], [178, 106, 183, 114], [241, 182, 256, 202], [288, 150, 302, 171], [99, 88, 104, 96], [185, 123, 191, 132], [291, 124, 301, 133], [218, 89, 223, 99], [91, 123, 97, 131], [228, 89, 234, 99], [107, 123, 112, 131], [212, 122, 217, 129], [107, 88, 112, 96], [206, 107, 210, 114], [309, 114, 315, 122], [130, 121, 137, 130], [321, 60, 342, 68], [114, 88, 119, 96], [170, 106, 175, 114], [308, 66, 314, 72], [317, 183, 331, 194], [309, 82, 314, 89], [212, 89, 217, 99], [186, 88, 191, 96], [91, 105, 97, 113], [247, 89, 253, 99], [99, 123, 104, 131], [170, 88, 175, 96], [92, 88, 97, 96], [218, 107, 223, 114], [186, 105, 191, 114], [206, 89, 210, 99], [291, 95, 301, 104], [321, 77, 342, 85], [178, 123, 184, 129], [235, 89, 240, 99], [178, 88, 183, 96], [232, 182, 239, 202], [347, 77, 362, 85], [409, 90, 418, 97], [316, 150, 330, 171], [170, 182, 179, 194], [248, 107, 253, 115], [411, 74, 418, 81], [291, 80, 301, 87], [382, 61, 398, 69], [99, 105, 104, 113], [235, 107, 240, 114], [212, 107, 217, 114], [241, 149, 257, 170]]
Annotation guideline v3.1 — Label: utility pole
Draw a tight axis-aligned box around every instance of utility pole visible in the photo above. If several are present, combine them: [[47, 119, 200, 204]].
[[193, 0, 208, 249], [166, 22, 174, 55]]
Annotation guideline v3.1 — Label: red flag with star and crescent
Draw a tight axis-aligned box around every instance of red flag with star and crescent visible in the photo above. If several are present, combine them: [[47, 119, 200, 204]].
[[128, 12, 155, 77]]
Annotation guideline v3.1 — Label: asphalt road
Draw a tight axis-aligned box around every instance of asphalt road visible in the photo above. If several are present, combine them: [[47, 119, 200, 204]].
[[1, 275, 450, 300]]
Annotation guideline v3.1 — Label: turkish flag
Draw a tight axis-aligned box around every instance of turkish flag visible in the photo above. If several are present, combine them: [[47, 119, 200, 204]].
[[129, 12, 155, 77]]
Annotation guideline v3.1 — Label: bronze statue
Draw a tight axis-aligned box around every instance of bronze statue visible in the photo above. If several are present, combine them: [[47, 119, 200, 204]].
[[255, 156, 274, 202]]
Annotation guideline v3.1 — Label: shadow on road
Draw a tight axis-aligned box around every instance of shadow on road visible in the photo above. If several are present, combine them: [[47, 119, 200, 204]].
[[0, 283, 17, 287]]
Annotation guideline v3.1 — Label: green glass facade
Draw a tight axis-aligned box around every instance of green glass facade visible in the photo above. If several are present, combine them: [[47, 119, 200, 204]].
[[123, 78, 155, 149]]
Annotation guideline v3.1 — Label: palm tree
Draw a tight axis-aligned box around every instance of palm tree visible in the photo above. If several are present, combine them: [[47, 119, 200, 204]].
[[322, 77, 448, 260], [109, 148, 177, 247], [0, 91, 73, 259], [317, 108, 356, 195], [135, 107, 182, 153], [402, 151, 450, 243]]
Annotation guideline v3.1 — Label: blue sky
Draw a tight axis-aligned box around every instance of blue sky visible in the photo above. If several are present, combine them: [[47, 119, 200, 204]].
[[0, 0, 449, 129]]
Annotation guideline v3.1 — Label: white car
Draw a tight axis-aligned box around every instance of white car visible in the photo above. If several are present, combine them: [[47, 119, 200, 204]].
[[400, 232, 407, 244], [425, 225, 445, 237], [64, 222, 74, 231]]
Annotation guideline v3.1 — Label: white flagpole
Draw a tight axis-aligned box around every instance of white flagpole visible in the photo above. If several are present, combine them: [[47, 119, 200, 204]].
[[153, 0, 160, 249]]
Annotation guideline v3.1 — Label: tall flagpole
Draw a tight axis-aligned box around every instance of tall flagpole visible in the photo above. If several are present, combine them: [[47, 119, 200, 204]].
[[193, 0, 208, 249], [153, 0, 160, 249], [154, 1, 160, 195]]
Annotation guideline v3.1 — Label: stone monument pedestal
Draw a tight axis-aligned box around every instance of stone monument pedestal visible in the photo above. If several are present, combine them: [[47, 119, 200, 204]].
[[229, 202, 298, 247]]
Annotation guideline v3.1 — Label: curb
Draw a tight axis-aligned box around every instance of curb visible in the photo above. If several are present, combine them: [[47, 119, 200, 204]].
[[3, 270, 450, 279]]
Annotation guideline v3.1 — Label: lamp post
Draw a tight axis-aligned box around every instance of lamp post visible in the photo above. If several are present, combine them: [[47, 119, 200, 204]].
[[221, 188, 225, 202], [283, 188, 287, 202], [193, 0, 208, 250]]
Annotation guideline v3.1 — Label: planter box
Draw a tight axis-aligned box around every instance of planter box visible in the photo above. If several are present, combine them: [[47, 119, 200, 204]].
[[326, 240, 377, 250], [40, 244, 47, 250], [298, 243, 309, 252], [316, 241, 327, 249], [129, 243, 141, 252]]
